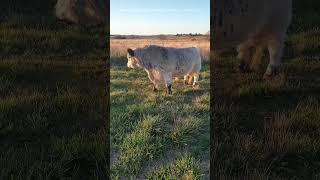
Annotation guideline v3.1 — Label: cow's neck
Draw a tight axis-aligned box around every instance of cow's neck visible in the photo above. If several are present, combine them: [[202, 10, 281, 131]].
[[135, 49, 152, 69]]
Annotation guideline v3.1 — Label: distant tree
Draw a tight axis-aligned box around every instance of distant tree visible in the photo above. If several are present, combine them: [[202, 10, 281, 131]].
[[159, 34, 166, 40], [114, 35, 126, 39]]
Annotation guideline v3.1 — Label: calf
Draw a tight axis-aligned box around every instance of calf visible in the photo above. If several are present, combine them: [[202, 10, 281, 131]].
[[127, 45, 201, 94]]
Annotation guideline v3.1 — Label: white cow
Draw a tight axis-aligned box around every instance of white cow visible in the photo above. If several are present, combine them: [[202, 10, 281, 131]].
[[127, 45, 202, 94], [212, 0, 292, 78]]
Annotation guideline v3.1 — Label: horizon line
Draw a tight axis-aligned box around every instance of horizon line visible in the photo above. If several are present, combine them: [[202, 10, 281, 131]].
[[110, 32, 210, 36]]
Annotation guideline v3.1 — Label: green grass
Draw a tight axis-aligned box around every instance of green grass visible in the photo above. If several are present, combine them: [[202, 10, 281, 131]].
[[212, 5, 320, 179], [3, 1, 319, 179], [146, 154, 202, 179], [0, 6, 109, 179], [110, 57, 210, 178]]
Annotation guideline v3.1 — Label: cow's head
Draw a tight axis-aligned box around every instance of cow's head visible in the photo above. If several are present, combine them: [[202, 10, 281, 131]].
[[127, 48, 140, 69]]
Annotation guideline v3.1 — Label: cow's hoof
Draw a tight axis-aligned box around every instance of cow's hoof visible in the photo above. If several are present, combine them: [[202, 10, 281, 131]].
[[263, 72, 279, 80], [153, 87, 158, 92], [237, 63, 250, 73], [263, 66, 279, 80], [166, 84, 172, 95], [263, 73, 273, 80]]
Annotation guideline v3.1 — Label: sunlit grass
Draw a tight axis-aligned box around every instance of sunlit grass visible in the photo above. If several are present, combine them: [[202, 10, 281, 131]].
[[110, 54, 210, 178]]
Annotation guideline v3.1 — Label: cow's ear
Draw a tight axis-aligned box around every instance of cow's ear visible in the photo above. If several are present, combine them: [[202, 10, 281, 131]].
[[127, 48, 135, 56]]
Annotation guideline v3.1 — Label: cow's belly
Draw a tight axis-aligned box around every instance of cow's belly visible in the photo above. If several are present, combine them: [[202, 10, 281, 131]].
[[173, 70, 191, 77], [173, 63, 194, 77], [151, 65, 193, 82]]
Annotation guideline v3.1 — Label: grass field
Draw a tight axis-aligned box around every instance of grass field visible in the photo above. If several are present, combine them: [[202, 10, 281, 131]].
[[110, 37, 210, 179], [110, 36, 210, 60], [2, 0, 319, 179], [0, 2, 109, 179], [212, 2, 320, 179]]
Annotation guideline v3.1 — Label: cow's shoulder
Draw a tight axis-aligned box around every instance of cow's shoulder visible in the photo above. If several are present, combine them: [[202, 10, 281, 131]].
[[144, 45, 169, 60]]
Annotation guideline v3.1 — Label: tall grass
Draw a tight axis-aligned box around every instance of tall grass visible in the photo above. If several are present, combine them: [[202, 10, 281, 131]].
[[110, 36, 210, 60]]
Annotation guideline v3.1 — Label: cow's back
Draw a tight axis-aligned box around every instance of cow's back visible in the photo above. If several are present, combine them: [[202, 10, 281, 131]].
[[168, 47, 200, 63], [212, 0, 292, 50]]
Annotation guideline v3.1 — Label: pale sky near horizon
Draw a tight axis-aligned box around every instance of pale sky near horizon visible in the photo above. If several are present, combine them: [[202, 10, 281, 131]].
[[111, 0, 210, 35]]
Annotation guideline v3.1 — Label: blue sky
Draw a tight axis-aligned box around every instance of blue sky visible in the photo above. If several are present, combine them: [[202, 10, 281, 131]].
[[111, 0, 210, 35]]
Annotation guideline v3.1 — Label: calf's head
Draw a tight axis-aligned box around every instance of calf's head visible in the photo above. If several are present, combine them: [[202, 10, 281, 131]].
[[127, 48, 140, 69]]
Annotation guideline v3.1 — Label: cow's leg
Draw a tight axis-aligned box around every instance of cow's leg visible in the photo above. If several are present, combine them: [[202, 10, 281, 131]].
[[250, 46, 265, 72], [188, 75, 193, 85], [193, 73, 199, 86], [237, 43, 253, 72], [184, 75, 189, 85], [163, 73, 173, 95], [146, 70, 158, 91], [153, 82, 159, 92], [192, 61, 201, 87], [264, 36, 284, 79]]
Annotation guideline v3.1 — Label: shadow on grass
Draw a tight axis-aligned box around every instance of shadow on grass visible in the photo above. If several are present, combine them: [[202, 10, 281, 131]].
[[212, 51, 320, 178]]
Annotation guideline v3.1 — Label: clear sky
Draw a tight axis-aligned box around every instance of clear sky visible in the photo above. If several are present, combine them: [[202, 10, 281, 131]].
[[111, 0, 210, 35]]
